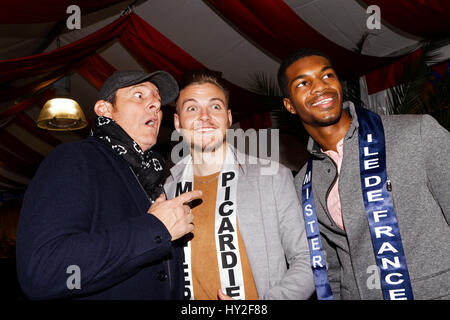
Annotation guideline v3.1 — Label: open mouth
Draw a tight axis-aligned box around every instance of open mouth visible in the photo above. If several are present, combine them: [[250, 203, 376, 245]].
[[145, 119, 157, 127], [310, 93, 338, 108], [312, 97, 334, 106]]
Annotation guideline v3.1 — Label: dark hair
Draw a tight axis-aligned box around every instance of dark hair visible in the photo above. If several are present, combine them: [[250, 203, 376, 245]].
[[105, 91, 117, 106], [277, 48, 332, 97], [177, 69, 230, 110]]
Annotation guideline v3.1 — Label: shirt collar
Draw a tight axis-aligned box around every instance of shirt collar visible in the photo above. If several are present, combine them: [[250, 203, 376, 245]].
[[321, 137, 344, 157]]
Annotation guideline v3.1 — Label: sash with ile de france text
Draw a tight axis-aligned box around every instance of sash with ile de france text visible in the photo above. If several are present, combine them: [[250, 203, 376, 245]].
[[302, 107, 414, 300], [174, 145, 246, 300], [355, 107, 414, 300]]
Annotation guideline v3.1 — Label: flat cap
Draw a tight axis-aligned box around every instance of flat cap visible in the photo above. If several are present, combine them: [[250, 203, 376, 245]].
[[98, 70, 179, 105]]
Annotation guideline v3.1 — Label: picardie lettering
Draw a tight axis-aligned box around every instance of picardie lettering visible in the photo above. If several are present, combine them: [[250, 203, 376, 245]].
[[218, 200, 234, 216], [217, 217, 235, 233], [221, 251, 237, 268], [221, 171, 235, 187], [225, 286, 240, 297], [218, 234, 236, 251]]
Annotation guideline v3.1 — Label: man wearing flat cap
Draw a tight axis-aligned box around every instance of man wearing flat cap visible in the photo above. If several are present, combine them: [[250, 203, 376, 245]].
[[16, 70, 202, 300]]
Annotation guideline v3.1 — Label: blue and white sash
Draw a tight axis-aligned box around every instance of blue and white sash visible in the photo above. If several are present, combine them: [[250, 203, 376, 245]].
[[302, 160, 334, 300], [355, 107, 414, 300], [302, 107, 414, 300]]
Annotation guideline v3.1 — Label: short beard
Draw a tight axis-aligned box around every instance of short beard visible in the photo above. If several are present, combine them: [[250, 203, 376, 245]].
[[191, 137, 227, 165], [314, 110, 342, 127], [191, 136, 226, 154]]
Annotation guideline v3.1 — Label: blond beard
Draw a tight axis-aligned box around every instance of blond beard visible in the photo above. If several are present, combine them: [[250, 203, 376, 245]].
[[190, 132, 227, 166]]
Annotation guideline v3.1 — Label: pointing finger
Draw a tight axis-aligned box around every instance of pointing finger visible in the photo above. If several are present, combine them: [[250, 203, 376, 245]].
[[174, 190, 202, 204]]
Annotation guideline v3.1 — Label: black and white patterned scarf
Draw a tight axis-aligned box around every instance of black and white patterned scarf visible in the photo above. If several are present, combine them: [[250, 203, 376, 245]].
[[91, 116, 166, 203]]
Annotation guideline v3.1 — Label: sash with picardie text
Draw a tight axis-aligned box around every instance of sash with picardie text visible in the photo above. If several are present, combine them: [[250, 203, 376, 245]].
[[174, 145, 246, 300]]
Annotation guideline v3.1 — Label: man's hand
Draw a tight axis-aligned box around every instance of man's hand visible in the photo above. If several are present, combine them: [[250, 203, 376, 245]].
[[148, 191, 202, 241], [218, 289, 235, 300]]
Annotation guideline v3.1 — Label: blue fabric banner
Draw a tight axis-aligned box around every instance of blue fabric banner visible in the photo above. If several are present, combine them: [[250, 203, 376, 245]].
[[302, 159, 334, 300], [356, 107, 414, 300]]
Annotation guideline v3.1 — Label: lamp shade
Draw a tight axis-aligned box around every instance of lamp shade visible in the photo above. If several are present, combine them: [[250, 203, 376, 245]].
[[37, 97, 87, 131], [37, 75, 87, 131]]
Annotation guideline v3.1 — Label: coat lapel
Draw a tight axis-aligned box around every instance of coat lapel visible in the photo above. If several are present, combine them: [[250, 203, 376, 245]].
[[235, 162, 270, 296]]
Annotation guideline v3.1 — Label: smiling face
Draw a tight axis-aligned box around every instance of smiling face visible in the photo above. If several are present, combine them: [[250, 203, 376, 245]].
[[94, 81, 162, 151], [175, 82, 232, 153], [283, 55, 344, 129]]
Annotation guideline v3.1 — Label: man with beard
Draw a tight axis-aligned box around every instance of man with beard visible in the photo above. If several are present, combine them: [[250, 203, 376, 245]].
[[17, 70, 201, 299], [164, 70, 314, 300], [278, 48, 450, 300]]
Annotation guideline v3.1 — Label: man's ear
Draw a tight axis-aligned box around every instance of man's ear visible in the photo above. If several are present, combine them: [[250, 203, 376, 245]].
[[94, 100, 113, 118], [173, 112, 180, 131], [227, 108, 232, 127], [283, 97, 296, 115]]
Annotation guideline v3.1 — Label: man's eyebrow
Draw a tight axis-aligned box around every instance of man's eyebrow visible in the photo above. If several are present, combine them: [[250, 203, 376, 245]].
[[181, 97, 226, 105], [209, 97, 226, 104], [291, 65, 333, 83], [181, 98, 198, 105]]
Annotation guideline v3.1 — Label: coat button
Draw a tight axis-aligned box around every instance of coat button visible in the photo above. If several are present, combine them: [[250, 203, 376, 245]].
[[158, 271, 168, 281], [154, 235, 162, 244]]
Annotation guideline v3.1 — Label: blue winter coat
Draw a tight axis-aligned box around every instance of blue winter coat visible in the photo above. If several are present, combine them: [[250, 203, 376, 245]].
[[16, 136, 184, 300]]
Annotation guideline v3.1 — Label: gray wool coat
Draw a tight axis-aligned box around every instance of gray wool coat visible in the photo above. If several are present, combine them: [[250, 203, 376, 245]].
[[294, 102, 450, 300], [164, 145, 315, 300]]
